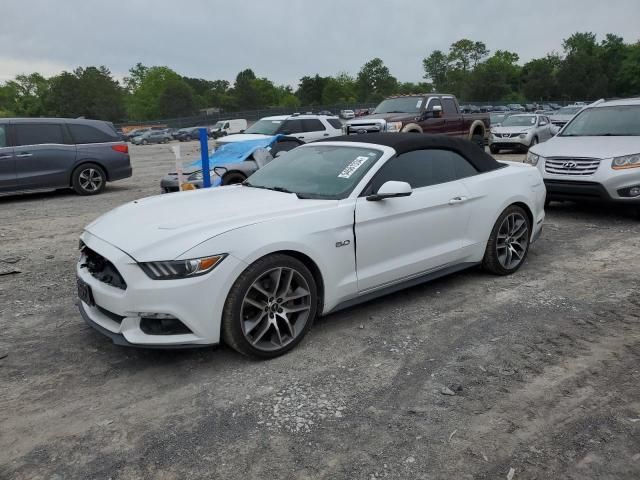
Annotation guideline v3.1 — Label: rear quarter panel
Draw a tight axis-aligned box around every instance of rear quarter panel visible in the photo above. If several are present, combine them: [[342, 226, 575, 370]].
[[76, 144, 131, 182], [460, 163, 545, 261]]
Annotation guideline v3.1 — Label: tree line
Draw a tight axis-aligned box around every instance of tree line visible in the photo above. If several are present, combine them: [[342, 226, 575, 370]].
[[0, 32, 638, 122]]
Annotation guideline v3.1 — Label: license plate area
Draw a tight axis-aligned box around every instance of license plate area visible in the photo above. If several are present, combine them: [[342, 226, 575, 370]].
[[77, 278, 95, 307]]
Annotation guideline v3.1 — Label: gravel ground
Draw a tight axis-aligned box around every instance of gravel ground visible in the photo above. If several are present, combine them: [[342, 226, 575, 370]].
[[1, 141, 639, 479]]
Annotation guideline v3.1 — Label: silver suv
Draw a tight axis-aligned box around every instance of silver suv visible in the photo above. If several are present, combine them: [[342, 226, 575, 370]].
[[525, 98, 640, 208], [0, 118, 131, 195]]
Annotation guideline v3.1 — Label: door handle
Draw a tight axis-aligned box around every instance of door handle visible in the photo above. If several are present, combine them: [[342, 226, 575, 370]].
[[297, 136, 305, 139], [323, 133, 330, 136], [448, 196, 468, 205], [16, 153, 33, 158]]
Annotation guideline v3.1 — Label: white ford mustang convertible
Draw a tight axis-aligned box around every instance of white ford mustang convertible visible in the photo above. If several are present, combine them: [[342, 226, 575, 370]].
[[77, 133, 546, 357]]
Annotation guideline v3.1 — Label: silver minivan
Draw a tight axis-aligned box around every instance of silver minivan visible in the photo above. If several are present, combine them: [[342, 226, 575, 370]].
[[0, 118, 132, 195]]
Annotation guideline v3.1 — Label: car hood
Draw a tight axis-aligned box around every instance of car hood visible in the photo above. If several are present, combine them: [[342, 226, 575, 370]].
[[84, 186, 334, 261], [218, 134, 272, 144], [531, 135, 640, 159], [492, 126, 533, 134]]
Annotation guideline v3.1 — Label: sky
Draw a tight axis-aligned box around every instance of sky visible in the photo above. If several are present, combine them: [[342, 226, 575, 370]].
[[1, 0, 639, 87]]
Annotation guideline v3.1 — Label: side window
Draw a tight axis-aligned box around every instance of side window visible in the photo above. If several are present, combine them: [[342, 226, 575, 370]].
[[368, 149, 477, 192], [327, 118, 343, 129], [69, 124, 119, 144], [426, 98, 442, 111], [302, 119, 326, 132], [224, 122, 230, 129], [442, 98, 458, 115], [0, 125, 7, 148], [281, 119, 304, 134], [14, 123, 65, 146]]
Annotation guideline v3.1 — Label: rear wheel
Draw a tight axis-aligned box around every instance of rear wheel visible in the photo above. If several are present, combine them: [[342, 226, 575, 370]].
[[482, 205, 531, 275], [222, 254, 318, 358], [72, 163, 106, 195]]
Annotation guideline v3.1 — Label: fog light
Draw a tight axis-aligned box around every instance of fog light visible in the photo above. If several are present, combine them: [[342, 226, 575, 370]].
[[629, 187, 640, 197]]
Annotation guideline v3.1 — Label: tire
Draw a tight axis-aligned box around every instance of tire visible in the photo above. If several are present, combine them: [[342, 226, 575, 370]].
[[527, 136, 538, 151], [489, 144, 500, 154], [221, 172, 247, 185], [471, 134, 484, 149], [482, 205, 531, 275], [71, 163, 106, 195], [141, 139, 148, 145], [544, 197, 551, 208], [222, 254, 318, 358], [186, 135, 192, 141]]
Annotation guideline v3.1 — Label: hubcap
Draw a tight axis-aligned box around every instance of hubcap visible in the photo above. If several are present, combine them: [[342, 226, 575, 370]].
[[241, 267, 312, 352], [496, 212, 529, 269], [78, 168, 103, 192]]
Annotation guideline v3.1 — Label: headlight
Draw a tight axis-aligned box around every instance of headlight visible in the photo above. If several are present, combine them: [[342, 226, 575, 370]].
[[525, 152, 540, 166], [386, 122, 402, 132], [519, 133, 527, 139], [612, 153, 640, 170], [188, 171, 203, 181], [139, 255, 226, 280]]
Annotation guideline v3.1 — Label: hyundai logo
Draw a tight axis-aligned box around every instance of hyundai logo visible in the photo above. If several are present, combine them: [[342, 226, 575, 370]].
[[563, 161, 577, 169]]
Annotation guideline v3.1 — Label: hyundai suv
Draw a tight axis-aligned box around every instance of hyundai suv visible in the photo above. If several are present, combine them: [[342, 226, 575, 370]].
[[0, 118, 131, 195], [525, 98, 640, 209]]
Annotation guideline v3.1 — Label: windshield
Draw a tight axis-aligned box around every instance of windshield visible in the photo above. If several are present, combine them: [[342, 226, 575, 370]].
[[560, 105, 640, 137], [213, 121, 224, 129], [490, 114, 506, 124], [556, 106, 582, 116], [502, 115, 537, 127], [374, 97, 423, 114], [245, 145, 384, 199], [244, 119, 283, 135]]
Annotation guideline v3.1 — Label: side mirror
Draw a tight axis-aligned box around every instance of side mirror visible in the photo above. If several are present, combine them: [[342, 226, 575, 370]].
[[366, 181, 412, 201]]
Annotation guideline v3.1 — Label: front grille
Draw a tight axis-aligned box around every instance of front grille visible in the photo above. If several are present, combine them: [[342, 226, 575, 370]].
[[80, 246, 127, 290], [96, 305, 125, 324], [545, 157, 601, 176], [346, 121, 384, 135], [498, 133, 519, 138]]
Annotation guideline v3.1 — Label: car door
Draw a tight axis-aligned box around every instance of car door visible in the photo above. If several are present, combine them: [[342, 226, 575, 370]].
[[538, 116, 552, 141], [14, 122, 77, 189], [418, 97, 446, 134], [442, 96, 464, 137], [0, 122, 16, 192], [354, 149, 474, 293], [279, 119, 306, 141]]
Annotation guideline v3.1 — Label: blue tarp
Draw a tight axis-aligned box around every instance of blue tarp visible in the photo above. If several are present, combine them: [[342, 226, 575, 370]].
[[186, 135, 282, 169]]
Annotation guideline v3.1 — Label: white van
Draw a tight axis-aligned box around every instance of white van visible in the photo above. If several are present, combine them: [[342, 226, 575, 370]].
[[209, 119, 248, 138]]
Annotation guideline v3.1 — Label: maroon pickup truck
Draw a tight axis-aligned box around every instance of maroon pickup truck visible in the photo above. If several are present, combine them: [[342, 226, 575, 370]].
[[344, 94, 489, 148]]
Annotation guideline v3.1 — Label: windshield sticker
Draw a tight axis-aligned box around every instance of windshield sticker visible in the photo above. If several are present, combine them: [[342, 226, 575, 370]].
[[338, 156, 369, 179], [416, 99, 423, 108]]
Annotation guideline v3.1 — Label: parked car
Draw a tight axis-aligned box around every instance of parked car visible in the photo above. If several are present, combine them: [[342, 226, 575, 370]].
[[215, 114, 343, 145], [209, 119, 248, 138], [77, 132, 545, 356], [340, 110, 355, 119], [317, 110, 334, 116], [507, 104, 525, 112], [124, 128, 151, 142], [526, 98, 640, 209], [0, 118, 131, 195], [525, 104, 536, 112], [344, 94, 489, 148], [489, 112, 514, 127], [549, 103, 561, 110], [491, 106, 510, 113], [479, 105, 494, 113], [175, 127, 207, 142], [489, 114, 554, 153], [132, 130, 172, 145], [549, 105, 583, 129], [160, 136, 304, 193]]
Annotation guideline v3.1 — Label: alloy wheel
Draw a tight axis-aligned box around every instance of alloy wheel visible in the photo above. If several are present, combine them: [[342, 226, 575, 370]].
[[78, 168, 103, 193], [240, 267, 312, 352], [496, 212, 529, 269]]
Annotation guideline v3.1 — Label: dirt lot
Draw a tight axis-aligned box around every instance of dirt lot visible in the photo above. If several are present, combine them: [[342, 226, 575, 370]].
[[1, 142, 639, 479]]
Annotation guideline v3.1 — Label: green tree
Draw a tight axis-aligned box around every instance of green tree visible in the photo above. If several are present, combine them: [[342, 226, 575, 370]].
[[296, 75, 328, 105], [127, 66, 194, 120], [422, 50, 449, 91], [321, 73, 357, 104], [521, 55, 561, 101], [123, 62, 149, 93], [6, 73, 49, 116], [557, 32, 608, 99], [233, 69, 258, 110], [448, 39, 488, 72], [158, 81, 195, 118], [618, 41, 640, 96], [356, 58, 397, 102]]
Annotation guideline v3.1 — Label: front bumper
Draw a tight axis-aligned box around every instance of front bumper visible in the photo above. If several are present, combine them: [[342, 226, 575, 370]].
[[76, 231, 244, 347], [489, 135, 531, 149], [540, 158, 640, 204]]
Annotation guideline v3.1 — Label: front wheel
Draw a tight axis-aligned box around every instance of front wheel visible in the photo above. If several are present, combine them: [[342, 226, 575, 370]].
[[222, 254, 318, 358], [489, 144, 500, 154], [482, 205, 531, 275], [221, 172, 247, 185]]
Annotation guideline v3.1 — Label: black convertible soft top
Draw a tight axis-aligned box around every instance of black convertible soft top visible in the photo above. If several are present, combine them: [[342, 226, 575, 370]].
[[316, 133, 502, 173]]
